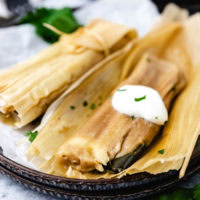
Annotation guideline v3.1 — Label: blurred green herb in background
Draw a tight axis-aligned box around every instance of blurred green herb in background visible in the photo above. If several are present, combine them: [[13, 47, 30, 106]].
[[19, 7, 81, 43], [153, 184, 200, 200]]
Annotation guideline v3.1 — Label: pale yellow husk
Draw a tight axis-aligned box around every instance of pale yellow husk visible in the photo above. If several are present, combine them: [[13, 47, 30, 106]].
[[27, 41, 135, 170], [121, 67, 200, 179], [28, 6, 200, 180], [51, 53, 182, 177], [26, 20, 181, 173], [0, 19, 137, 128], [51, 20, 198, 179]]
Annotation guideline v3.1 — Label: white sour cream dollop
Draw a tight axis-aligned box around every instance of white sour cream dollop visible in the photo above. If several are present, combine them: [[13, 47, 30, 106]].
[[112, 85, 168, 125]]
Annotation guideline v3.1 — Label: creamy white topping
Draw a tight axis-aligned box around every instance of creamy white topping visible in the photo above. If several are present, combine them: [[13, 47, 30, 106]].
[[112, 85, 168, 125]]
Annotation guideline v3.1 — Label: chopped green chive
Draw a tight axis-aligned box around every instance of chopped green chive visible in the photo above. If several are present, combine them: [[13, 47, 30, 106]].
[[131, 116, 135, 120], [155, 116, 158, 120], [83, 100, 88, 107], [25, 131, 38, 143], [158, 149, 165, 155], [70, 105, 75, 110], [134, 95, 146, 102], [90, 103, 96, 110], [117, 89, 127, 92]]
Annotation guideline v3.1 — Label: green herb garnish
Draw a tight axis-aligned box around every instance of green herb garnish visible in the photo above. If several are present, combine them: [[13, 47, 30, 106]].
[[26, 131, 38, 143], [164, 120, 168, 124], [158, 149, 165, 155], [83, 100, 88, 107], [131, 116, 135, 120], [19, 7, 80, 43], [90, 103, 96, 110], [70, 105, 75, 110], [117, 89, 127, 92], [153, 184, 200, 200], [134, 95, 146, 102], [155, 116, 158, 120]]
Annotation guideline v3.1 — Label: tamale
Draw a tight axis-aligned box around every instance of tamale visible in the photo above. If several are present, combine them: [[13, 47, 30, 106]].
[[52, 53, 184, 177], [120, 68, 200, 179], [26, 21, 181, 173], [26, 41, 134, 169], [0, 19, 137, 128]]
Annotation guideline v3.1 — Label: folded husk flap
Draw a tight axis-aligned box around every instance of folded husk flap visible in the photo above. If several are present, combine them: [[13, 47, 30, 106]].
[[50, 52, 183, 178], [27, 41, 135, 169], [63, 8, 200, 180], [28, 6, 200, 180], [0, 19, 137, 128]]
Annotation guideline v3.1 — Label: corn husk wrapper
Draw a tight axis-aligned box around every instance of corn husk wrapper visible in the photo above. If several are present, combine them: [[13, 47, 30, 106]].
[[0, 19, 137, 128], [106, 7, 198, 179], [52, 53, 183, 178], [26, 21, 181, 172], [121, 22, 181, 79], [27, 41, 135, 170], [118, 6, 200, 180], [51, 20, 195, 179], [27, 8, 200, 180], [120, 67, 200, 179]]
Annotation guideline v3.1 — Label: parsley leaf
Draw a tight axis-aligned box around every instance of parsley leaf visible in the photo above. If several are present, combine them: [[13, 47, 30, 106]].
[[83, 100, 88, 107], [19, 7, 80, 43], [158, 149, 165, 155], [70, 105, 75, 110], [90, 103, 96, 110], [25, 131, 38, 143], [153, 184, 200, 200]]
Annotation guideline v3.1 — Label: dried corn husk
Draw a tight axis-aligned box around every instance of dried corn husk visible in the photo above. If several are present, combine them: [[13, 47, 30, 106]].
[[51, 53, 183, 177], [0, 19, 137, 128], [27, 41, 134, 170]]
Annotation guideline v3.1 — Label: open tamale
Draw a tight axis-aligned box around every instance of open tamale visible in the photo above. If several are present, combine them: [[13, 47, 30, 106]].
[[0, 19, 137, 128], [49, 53, 185, 177]]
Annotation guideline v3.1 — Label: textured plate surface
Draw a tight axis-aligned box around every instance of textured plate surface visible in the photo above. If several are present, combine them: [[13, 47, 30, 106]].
[[0, 138, 200, 199]]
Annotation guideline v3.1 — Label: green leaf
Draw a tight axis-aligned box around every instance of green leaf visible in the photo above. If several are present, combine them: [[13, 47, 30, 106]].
[[90, 103, 96, 110], [25, 131, 32, 136], [157, 189, 193, 200], [19, 7, 80, 43], [83, 100, 88, 107], [152, 184, 200, 200], [193, 184, 200, 200], [25, 131, 38, 143], [70, 105, 76, 110], [158, 149, 165, 155]]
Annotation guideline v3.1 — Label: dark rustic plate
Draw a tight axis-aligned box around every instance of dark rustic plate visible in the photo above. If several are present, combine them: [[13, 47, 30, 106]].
[[0, 138, 200, 199], [1, 0, 200, 199]]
